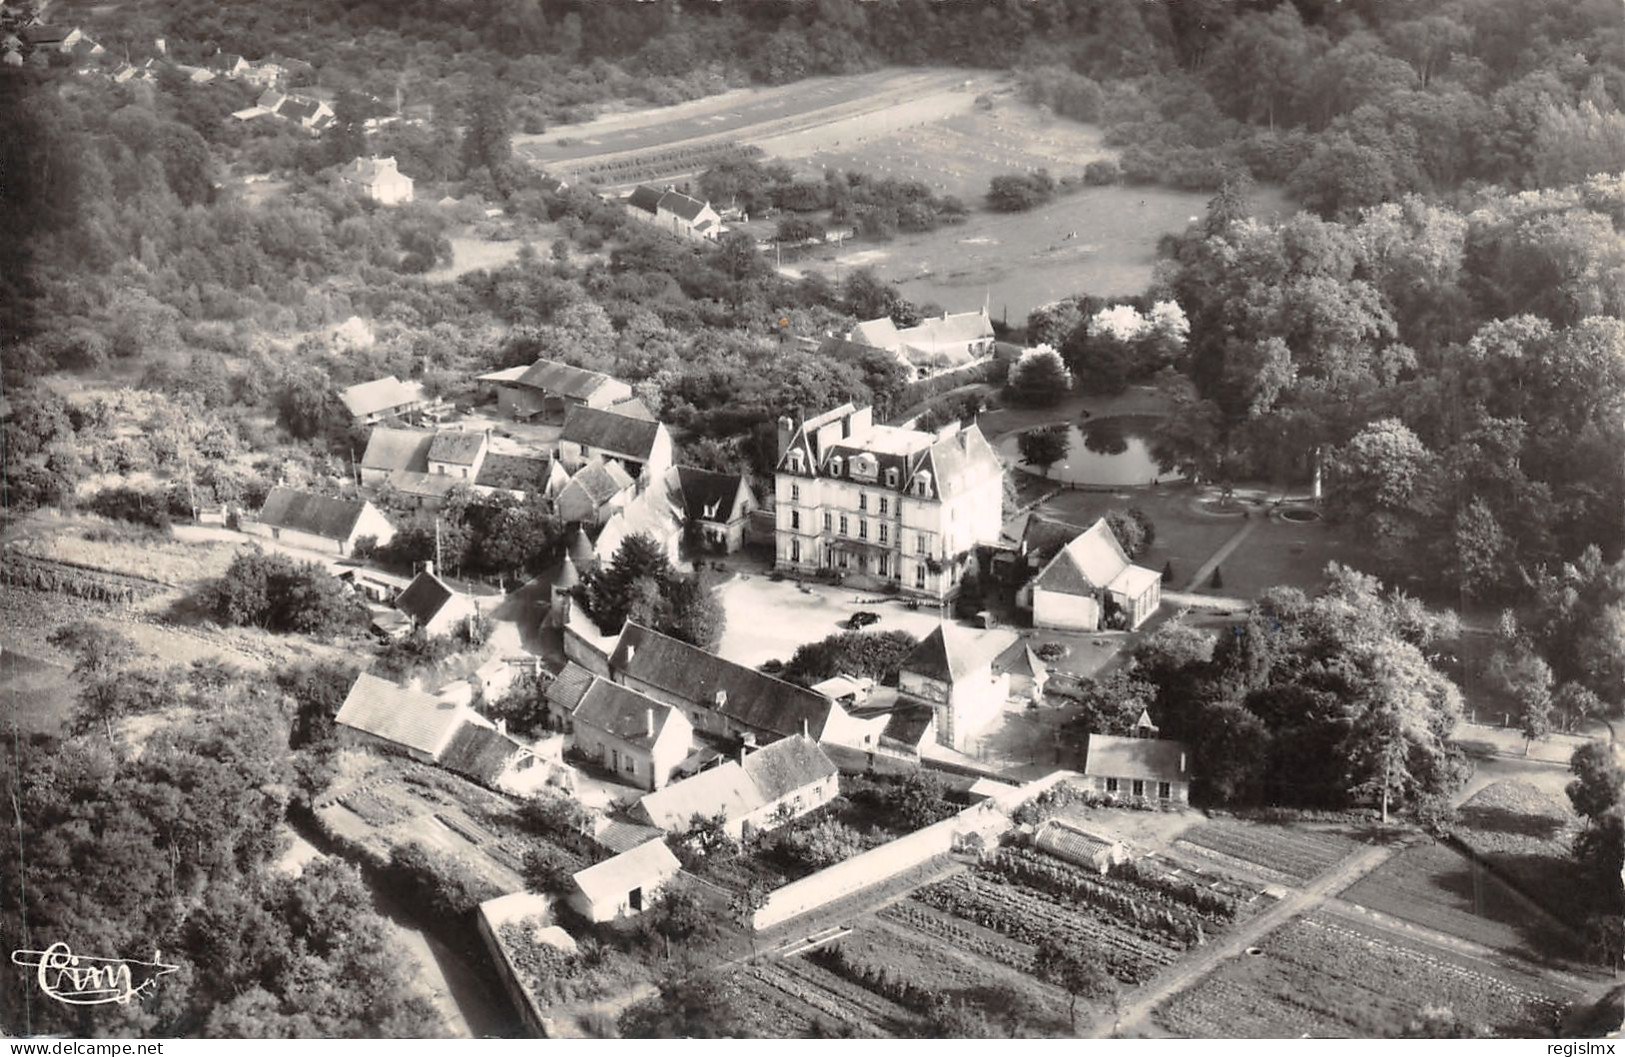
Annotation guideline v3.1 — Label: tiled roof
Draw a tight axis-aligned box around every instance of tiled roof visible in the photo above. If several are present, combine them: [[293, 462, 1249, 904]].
[[627, 185, 663, 215], [512, 359, 627, 401], [593, 817, 664, 854], [740, 735, 836, 803], [881, 705, 935, 748], [438, 722, 526, 786], [592, 483, 684, 565], [566, 458, 635, 505], [571, 680, 681, 751], [278, 95, 321, 122], [544, 662, 596, 715], [612, 623, 835, 741], [387, 470, 463, 499], [1084, 734, 1190, 783], [561, 406, 663, 461], [656, 190, 710, 222], [1033, 520, 1131, 597], [339, 376, 424, 418], [605, 397, 656, 422], [427, 430, 486, 465], [257, 487, 372, 541], [571, 840, 680, 906], [904, 623, 1016, 684], [635, 761, 760, 831], [334, 672, 464, 757], [394, 570, 454, 625], [474, 453, 551, 492], [361, 427, 433, 474], [674, 467, 748, 524]]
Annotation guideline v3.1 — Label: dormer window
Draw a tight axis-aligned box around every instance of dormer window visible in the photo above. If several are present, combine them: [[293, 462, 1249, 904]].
[[912, 470, 932, 497], [828, 455, 843, 477], [885, 467, 899, 488], [851, 453, 878, 482], [787, 450, 805, 473]]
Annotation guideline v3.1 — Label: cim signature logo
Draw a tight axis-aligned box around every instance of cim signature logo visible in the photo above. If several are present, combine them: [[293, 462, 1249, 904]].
[[11, 943, 178, 1006]]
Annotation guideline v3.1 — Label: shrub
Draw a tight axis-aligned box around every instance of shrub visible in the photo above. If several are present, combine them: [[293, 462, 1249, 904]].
[[1083, 159, 1121, 186], [85, 486, 172, 530]]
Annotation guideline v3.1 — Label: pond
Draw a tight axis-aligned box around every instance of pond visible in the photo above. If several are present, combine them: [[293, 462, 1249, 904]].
[[999, 414, 1181, 487]]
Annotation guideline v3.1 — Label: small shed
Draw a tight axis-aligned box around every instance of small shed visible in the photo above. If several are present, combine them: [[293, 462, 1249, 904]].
[[566, 839, 681, 923]]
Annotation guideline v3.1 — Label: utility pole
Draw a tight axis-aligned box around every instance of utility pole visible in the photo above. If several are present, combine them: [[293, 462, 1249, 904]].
[[435, 517, 443, 575]]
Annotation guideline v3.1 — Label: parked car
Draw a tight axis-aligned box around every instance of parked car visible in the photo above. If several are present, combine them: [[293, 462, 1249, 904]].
[[846, 610, 881, 630]]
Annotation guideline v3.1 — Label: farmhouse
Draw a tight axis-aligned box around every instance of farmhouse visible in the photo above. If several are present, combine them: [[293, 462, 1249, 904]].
[[339, 376, 428, 424], [436, 721, 547, 794], [1083, 734, 1191, 805], [568, 678, 693, 791], [553, 457, 635, 527], [473, 453, 560, 501], [338, 155, 414, 205], [393, 565, 479, 638], [608, 623, 851, 744], [1024, 519, 1162, 631], [630, 735, 839, 840], [567, 840, 682, 923], [246, 487, 396, 555], [359, 427, 434, 484], [542, 661, 597, 733], [673, 467, 756, 554], [427, 429, 488, 480], [276, 94, 334, 132], [557, 401, 673, 482], [849, 308, 996, 377], [773, 403, 1005, 599], [208, 51, 249, 77], [625, 185, 723, 243], [333, 672, 471, 762], [898, 623, 1019, 752], [485, 359, 633, 422]]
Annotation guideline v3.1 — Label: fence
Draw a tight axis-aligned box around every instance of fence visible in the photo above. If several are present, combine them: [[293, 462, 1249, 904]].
[[750, 769, 1078, 931]]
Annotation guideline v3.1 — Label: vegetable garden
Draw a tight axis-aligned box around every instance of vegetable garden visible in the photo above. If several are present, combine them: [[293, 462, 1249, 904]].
[[1174, 820, 1359, 882]]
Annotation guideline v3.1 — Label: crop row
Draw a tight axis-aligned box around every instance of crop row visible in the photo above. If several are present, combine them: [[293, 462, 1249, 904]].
[[988, 847, 1236, 928], [567, 141, 762, 178], [2, 554, 154, 604], [912, 874, 1179, 985], [878, 901, 1036, 973], [748, 961, 883, 1036], [1177, 822, 1353, 881]]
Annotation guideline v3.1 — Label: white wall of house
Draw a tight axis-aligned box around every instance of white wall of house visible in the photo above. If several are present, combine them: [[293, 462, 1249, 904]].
[[566, 868, 678, 924], [1033, 588, 1101, 631]]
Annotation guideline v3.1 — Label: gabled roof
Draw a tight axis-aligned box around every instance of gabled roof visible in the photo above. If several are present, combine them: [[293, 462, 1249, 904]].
[[674, 467, 749, 524], [1003, 512, 1087, 561], [361, 427, 433, 474], [571, 840, 680, 906], [605, 397, 656, 421], [1032, 519, 1132, 597], [817, 335, 894, 362], [635, 762, 760, 830], [257, 487, 376, 541], [394, 570, 455, 625], [550, 553, 580, 590], [334, 672, 465, 757], [564, 457, 635, 505], [627, 185, 663, 215], [571, 680, 684, 751], [881, 705, 935, 749], [567, 525, 597, 568], [1084, 734, 1190, 783], [545, 662, 596, 715], [740, 735, 836, 802], [342, 156, 406, 186], [611, 623, 836, 741], [561, 406, 664, 461], [340, 376, 425, 418], [512, 359, 628, 401], [21, 25, 71, 45], [474, 453, 552, 492], [438, 722, 527, 786], [427, 430, 486, 465], [903, 623, 1017, 684], [278, 95, 321, 122], [850, 317, 900, 349], [656, 189, 711, 222]]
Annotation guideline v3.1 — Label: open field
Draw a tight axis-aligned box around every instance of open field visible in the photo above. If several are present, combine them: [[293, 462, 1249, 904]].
[[516, 69, 997, 178], [0, 648, 74, 739], [1153, 910, 1588, 1038], [1174, 820, 1361, 884], [1339, 841, 1575, 956]]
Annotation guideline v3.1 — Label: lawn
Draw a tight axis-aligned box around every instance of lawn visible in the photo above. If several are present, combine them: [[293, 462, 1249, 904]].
[[0, 647, 74, 739], [1452, 781, 1592, 930], [1154, 911, 1585, 1038], [1340, 841, 1575, 956], [1174, 820, 1359, 883]]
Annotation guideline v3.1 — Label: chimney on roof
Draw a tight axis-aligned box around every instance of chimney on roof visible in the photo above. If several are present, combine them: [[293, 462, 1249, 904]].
[[423, 560, 435, 577], [645, 708, 655, 739], [714, 689, 727, 709], [737, 741, 749, 766], [801, 718, 809, 738], [625, 643, 636, 663], [777, 416, 795, 460], [1180, 751, 1187, 773], [496, 718, 507, 736]]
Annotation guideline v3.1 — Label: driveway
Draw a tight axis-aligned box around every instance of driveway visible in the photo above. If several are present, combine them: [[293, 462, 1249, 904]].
[[712, 573, 962, 668]]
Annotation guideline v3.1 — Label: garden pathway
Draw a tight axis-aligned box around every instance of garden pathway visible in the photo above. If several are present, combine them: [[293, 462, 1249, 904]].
[[1180, 520, 1256, 592], [1099, 840, 1397, 1038]]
